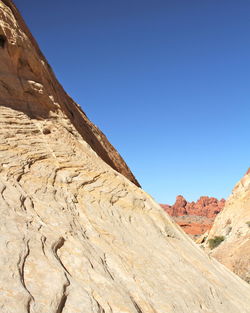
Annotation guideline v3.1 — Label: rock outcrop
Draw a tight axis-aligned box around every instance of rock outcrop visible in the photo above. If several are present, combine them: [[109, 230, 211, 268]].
[[161, 196, 225, 238], [0, 1, 250, 312], [163, 195, 225, 218], [0, 0, 140, 188], [204, 169, 250, 283]]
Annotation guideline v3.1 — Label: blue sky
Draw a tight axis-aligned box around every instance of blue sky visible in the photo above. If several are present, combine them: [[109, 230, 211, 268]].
[[15, 0, 250, 204]]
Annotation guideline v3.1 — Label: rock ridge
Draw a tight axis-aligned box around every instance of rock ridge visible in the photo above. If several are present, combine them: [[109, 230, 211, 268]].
[[0, 0, 140, 187]]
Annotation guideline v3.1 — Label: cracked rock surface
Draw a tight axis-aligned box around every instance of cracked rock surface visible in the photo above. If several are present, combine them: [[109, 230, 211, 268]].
[[0, 1, 250, 312]]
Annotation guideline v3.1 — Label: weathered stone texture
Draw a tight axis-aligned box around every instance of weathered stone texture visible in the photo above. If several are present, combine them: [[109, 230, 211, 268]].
[[205, 169, 250, 283], [0, 1, 250, 312], [0, 0, 139, 187]]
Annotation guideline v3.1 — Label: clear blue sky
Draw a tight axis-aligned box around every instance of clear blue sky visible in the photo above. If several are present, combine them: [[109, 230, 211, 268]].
[[15, 0, 250, 204]]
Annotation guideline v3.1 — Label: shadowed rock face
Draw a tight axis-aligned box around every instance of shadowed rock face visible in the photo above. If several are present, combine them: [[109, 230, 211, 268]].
[[161, 196, 225, 238], [0, 0, 140, 187], [0, 1, 250, 312], [204, 169, 250, 283]]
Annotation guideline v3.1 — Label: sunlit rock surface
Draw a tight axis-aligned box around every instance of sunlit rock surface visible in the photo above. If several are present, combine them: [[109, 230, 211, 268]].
[[0, 0, 139, 187], [205, 169, 250, 283], [0, 1, 250, 312]]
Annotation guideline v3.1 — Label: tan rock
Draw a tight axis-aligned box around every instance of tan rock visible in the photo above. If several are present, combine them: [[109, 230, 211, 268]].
[[0, 1, 250, 312], [0, 0, 139, 188], [204, 169, 250, 283]]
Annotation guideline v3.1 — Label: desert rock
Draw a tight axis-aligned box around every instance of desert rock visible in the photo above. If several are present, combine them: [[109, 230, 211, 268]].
[[0, 1, 250, 312], [161, 196, 225, 238], [204, 169, 250, 283], [0, 0, 139, 188]]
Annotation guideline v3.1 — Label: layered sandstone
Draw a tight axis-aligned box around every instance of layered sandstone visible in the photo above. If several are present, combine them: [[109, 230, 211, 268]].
[[0, 0, 139, 188], [161, 196, 225, 238], [204, 169, 250, 283], [0, 1, 250, 312]]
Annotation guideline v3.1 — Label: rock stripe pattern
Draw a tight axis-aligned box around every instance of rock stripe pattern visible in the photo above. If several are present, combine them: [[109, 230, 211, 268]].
[[0, 1, 250, 312]]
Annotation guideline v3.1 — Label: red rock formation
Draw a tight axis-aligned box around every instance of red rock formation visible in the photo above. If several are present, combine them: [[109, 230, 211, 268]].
[[186, 196, 225, 218], [177, 221, 212, 236], [160, 196, 225, 239], [170, 195, 188, 216]]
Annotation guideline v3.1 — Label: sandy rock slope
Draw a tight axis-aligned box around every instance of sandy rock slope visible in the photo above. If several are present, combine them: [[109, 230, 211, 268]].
[[0, 1, 250, 312], [205, 169, 250, 283]]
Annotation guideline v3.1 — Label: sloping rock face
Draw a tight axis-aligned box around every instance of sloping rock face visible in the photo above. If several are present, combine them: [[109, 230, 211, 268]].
[[0, 0, 139, 188], [161, 196, 225, 238], [204, 169, 250, 283], [0, 1, 250, 312]]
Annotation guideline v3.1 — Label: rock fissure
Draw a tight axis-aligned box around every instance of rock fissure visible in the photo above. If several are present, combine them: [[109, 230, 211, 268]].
[[52, 237, 71, 276], [100, 254, 115, 281], [55, 273, 70, 313], [130, 297, 144, 313], [17, 239, 34, 311]]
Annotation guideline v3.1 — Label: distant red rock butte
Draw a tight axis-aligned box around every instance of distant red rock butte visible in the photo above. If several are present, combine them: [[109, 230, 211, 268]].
[[160, 195, 225, 239]]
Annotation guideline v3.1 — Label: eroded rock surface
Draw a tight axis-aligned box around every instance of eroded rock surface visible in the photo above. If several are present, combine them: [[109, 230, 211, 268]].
[[204, 169, 250, 283], [0, 1, 250, 312], [0, 0, 139, 187]]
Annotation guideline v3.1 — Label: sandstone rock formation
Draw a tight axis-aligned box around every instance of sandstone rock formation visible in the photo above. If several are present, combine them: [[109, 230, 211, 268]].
[[161, 196, 225, 238], [164, 195, 225, 218], [171, 216, 214, 238], [0, 1, 250, 312], [204, 169, 250, 283], [0, 0, 139, 188]]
